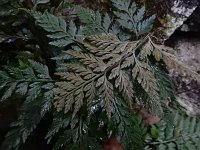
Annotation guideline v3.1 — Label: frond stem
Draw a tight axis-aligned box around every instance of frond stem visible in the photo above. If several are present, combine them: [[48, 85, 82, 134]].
[[147, 139, 176, 145]]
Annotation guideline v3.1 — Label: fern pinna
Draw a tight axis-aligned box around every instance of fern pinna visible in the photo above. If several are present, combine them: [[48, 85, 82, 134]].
[[0, 0, 200, 149]]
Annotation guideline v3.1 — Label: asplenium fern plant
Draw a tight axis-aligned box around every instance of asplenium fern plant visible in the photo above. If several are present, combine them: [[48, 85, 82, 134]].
[[0, 0, 200, 149]]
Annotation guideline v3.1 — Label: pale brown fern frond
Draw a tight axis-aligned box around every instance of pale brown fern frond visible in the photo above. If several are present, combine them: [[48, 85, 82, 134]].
[[54, 33, 199, 117], [54, 33, 164, 117]]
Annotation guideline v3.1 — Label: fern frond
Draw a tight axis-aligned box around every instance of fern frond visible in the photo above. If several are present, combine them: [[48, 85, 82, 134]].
[[54, 34, 163, 117], [84, 33, 131, 55], [45, 113, 71, 143], [47, 112, 98, 150], [133, 59, 162, 114], [133, 6, 145, 23], [0, 60, 52, 101], [66, 50, 107, 72], [54, 66, 97, 115], [0, 60, 54, 150], [153, 66, 175, 101], [139, 37, 154, 58], [54, 32, 199, 118], [97, 75, 114, 117], [28, 10, 77, 47], [116, 70, 134, 107], [145, 111, 200, 150], [103, 13, 112, 32], [2, 1, 200, 150], [1, 90, 54, 150], [137, 15, 156, 36], [112, 0, 132, 12], [74, 6, 112, 35], [64, 63, 95, 78], [112, 0, 155, 37], [111, 98, 146, 149], [30, 10, 66, 32]]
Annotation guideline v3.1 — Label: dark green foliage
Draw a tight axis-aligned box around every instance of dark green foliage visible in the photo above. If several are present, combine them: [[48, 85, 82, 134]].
[[0, 0, 200, 150], [145, 112, 200, 150], [0, 0, 21, 27], [52, 115, 96, 150], [0, 60, 52, 101], [110, 98, 146, 149], [74, 6, 112, 35], [46, 108, 103, 150], [112, 0, 155, 37], [1, 92, 53, 150], [0, 60, 54, 150], [29, 10, 76, 47], [153, 66, 175, 101]]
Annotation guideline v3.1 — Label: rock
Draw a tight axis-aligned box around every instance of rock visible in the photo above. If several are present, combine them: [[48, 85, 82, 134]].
[[166, 32, 200, 115], [180, 6, 200, 32], [148, 0, 199, 39]]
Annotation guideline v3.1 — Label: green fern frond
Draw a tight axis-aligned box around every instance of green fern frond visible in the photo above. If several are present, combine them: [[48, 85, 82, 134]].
[[74, 6, 112, 35], [53, 115, 91, 150], [28, 10, 77, 47], [137, 15, 156, 36], [112, 0, 155, 37], [0, 0, 20, 18], [145, 112, 200, 150], [111, 98, 146, 149], [46, 111, 100, 150], [0, 60, 54, 150], [45, 113, 71, 143], [0, 60, 52, 101], [1, 91, 54, 150], [112, 0, 132, 12]]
